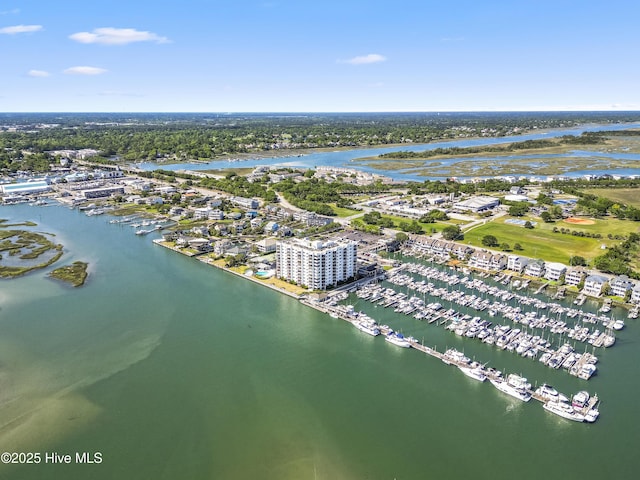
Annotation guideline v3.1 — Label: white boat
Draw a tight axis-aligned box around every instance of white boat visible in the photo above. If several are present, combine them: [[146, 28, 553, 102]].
[[584, 406, 600, 423], [385, 331, 411, 348], [612, 319, 625, 330], [572, 391, 590, 409], [490, 374, 531, 402], [535, 384, 569, 403], [355, 320, 381, 337], [442, 348, 470, 365], [577, 363, 597, 380], [543, 401, 585, 422], [458, 364, 487, 382]]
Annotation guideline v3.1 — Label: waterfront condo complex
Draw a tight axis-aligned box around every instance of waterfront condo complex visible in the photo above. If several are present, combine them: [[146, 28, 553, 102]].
[[275, 238, 357, 290]]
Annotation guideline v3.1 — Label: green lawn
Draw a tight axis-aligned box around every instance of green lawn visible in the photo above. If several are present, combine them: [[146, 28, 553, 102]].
[[581, 188, 640, 209], [380, 214, 468, 235], [463, 216, 640, 264], [328, 204, 361, 217]]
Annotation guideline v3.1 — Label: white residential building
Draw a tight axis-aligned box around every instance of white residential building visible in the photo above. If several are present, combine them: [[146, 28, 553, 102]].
[[231, 196, 259, 209], [193, 207, 212, 220], [631, 284, 640, 304], [524, 260, 545, 278], [489, 254, 508, 271], [276, 238, 357, 290], [209, 209, 225, 221], [469, 251, 492, 270], [507, 255, 529, 273], [565, 267, 587, 287], [544, 262, 567, 282], [582, 274, 608, 297], [256, 237, 277, 253], [609, 275, 635, 298]]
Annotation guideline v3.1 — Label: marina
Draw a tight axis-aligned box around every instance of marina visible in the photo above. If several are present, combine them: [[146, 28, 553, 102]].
[[306, 290, 601, 424], [292, 236, 630, 426]]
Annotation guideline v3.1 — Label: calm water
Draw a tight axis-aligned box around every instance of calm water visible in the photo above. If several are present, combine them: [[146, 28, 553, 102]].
[[137, 122, 640, 181], [1, 204, 639, 480]]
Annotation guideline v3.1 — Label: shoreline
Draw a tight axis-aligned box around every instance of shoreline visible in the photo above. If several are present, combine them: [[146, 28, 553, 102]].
[[152, 239, 303, 299], [127, 121, 638, 167]]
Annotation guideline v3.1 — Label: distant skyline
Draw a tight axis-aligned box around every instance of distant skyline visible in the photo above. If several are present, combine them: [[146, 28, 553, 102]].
[[2, 0, 639, 112]]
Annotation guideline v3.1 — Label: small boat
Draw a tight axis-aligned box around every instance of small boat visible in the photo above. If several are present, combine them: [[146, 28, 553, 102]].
[[584, 405, 600, 423], [354, 320, 381, 337], [612, 319, 625, 330], [535, 384, 569, 403], [458, 364, 487, 382], [572, 391, 590, 409], [385, 331, 411, 348]]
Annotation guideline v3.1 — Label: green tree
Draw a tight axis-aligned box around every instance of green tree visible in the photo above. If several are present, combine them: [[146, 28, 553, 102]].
[[509, 203, 530, 217], [482, 235, 499, 247], [524, 221, 534, 229], [569, 255, 587, 266], [513, 243, 523, 251], [548, 205, 564, 219], [395, 232, 409, 243], [442, 225, 462, 241]]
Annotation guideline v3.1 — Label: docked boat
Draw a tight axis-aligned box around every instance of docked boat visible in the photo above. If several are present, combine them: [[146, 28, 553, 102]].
[[490, 374, 531, 402], [442, 348, 470, 365], [385, 331, 411, 348], [572, 391, 590, 409], [543, 401, 585, 422], [584, 406, 600, 423], [354, 320, 381, 337], [535, 384, 569, 403], [458, 364, 487, 382]]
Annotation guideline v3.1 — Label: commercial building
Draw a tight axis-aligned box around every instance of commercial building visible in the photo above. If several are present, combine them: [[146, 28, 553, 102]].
[[80, 186, 125, 199], [452, 196, 500, 213], [0, 180, 50, 196], [276, 238, 357, 290]]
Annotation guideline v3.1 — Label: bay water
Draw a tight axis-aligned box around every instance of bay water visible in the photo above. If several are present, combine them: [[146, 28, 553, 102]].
[[0, 204, 639, 479]]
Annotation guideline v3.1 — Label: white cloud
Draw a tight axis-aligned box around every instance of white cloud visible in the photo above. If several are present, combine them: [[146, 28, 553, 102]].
[[64, 66, 107, 75], [28, 69, 50, 77], [0, 24, 42, 34], [340, 53, 387, 65], [98, 90, 144, 97], [338, 53, 387, 65], [69, 27, 170, 45], [0, 9, 20, 15]]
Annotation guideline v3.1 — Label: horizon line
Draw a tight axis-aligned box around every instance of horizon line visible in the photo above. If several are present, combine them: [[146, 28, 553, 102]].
[[2, 109, 640, 114]]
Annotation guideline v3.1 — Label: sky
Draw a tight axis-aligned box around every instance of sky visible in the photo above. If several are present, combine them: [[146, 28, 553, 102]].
[[1, 0, 639, 112]]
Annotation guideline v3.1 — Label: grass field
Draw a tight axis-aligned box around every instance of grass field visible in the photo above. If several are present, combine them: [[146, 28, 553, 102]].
[[463, 216, 640, 264], [380, 214, 469, 235], [581, 188, 640, 209], [328, 204, 361, 217]]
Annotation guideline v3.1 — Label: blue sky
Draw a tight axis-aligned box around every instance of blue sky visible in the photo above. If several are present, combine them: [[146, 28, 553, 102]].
[[1, 0, 639, 112]]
